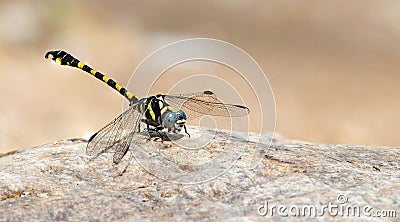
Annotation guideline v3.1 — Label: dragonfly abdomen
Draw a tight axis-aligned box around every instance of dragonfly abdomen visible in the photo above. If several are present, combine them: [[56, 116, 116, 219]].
[[45, 50, 140, 104]]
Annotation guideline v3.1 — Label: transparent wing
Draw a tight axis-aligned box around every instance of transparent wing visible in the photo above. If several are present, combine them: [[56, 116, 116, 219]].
[[163, 90, 249, 120], [86, 103, 144, 164]]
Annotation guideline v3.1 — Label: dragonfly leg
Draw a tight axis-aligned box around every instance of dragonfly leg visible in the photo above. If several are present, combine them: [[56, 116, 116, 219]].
[[154, 126, 164, 142], [184, 125, 190, 138], [145, 124, 165, 141], [145, 124, 152, 141]]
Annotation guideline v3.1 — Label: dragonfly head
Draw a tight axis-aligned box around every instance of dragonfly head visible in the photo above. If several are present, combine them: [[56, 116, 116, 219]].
[[161, 110, 187, 133]]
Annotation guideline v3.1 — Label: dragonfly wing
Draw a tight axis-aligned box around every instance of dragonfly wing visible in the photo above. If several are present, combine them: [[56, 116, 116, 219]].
[[86, 103, 143, 164], [163, 90, 249, 120]]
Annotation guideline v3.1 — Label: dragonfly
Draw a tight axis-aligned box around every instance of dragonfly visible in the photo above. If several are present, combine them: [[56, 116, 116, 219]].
[[45, 50, 250, 166]]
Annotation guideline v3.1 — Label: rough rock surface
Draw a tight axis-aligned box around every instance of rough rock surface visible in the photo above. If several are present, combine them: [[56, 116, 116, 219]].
[[0, 128, 399, 221]]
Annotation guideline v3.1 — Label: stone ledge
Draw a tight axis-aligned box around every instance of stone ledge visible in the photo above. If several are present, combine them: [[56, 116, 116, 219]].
[[0, 130, 398, 221]]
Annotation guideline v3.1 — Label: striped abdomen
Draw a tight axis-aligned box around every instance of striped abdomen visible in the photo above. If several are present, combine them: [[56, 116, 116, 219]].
[[45, 50, 140, 104], [45, 50, 174, 126]]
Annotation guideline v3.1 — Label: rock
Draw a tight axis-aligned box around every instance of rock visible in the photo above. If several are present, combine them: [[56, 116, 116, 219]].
[[0, 128, 398, 221]]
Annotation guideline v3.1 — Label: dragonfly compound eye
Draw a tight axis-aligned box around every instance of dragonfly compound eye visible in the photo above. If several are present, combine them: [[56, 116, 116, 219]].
[[162, 112, 178, 129], [177, 110, 187, 120]]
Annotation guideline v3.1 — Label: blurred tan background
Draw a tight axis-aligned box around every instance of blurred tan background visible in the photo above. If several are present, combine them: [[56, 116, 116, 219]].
[[1, 1, 399, 153]]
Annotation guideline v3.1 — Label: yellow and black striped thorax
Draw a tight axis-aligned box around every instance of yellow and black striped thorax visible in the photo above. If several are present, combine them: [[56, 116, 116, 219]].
[[45, 50, 140, 104], [137, 95, 174, 126]]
